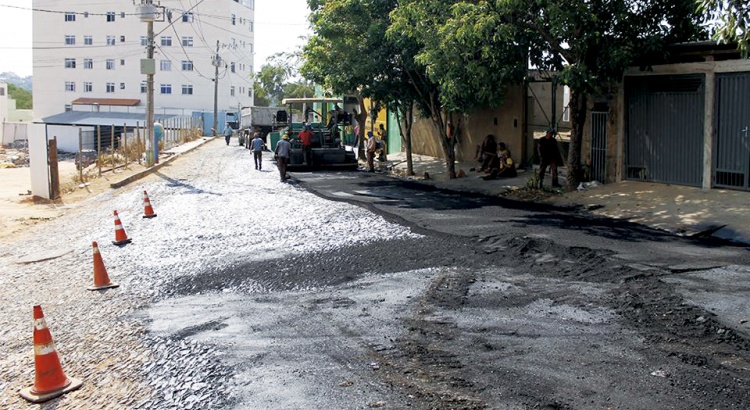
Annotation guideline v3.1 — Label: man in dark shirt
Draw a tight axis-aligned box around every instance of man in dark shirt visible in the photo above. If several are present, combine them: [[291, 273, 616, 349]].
[[537, 129, 563, 188]]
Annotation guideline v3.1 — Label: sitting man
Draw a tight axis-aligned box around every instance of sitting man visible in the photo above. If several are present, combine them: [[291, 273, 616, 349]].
[[483, 142, 517, 180], [475, 134, 498, 172]]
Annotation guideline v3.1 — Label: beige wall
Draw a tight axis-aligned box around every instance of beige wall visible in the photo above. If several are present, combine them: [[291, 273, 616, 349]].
[[409, 85, 526, 165]]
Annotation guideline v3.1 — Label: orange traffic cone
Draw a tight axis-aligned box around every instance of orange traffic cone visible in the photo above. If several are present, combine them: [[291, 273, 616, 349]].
[[112, 210, 132, 246], [88, 241, 119, 291], [142, 190, 157, 219], [19, 305, 83, 403]]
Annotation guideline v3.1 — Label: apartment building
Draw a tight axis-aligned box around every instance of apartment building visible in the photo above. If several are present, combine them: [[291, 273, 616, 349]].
[[32, 0, 255, 143]]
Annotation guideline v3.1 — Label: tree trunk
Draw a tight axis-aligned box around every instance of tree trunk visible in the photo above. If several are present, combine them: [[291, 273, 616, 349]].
[[428, 93, 456, 179], [354, 97, 368, 162], [566, 91, 587, 190], [397, 103, 415, 176]]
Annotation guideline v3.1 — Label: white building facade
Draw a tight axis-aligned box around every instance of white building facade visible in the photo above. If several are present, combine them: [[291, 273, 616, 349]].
[[32, 0, 255, 122]]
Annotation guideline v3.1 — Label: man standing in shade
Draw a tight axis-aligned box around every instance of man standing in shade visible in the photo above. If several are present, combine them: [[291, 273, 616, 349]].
[[250, 132, 265, 170], [275, 133, 291, 182], [537, 128, 563, 189]]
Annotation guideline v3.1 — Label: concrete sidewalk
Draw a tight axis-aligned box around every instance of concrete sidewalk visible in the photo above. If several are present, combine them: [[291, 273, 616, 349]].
[[383, 152, 750, 245]]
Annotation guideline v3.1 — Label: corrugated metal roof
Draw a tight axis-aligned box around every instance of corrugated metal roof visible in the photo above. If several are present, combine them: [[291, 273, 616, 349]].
[[72, 98, 141, 106], [40, 111, 179, 127]]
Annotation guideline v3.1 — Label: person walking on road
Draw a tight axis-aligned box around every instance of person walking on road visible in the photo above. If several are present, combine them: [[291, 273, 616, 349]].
[[538, 128, 563, 189], [251, 132, 265, 170], [366, 132, 377, 172], [275, 133, 291, 182], [223, 123, 233, 146]]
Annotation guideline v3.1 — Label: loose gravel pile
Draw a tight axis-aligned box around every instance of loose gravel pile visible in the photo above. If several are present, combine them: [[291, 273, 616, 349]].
[[0, 141, 418, 409]]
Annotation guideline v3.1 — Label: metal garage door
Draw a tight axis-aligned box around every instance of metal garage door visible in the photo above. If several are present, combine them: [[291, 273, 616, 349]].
[[590, 112, 608, 183], [625, 74, 705, 187], [714, 72, 750, 191]]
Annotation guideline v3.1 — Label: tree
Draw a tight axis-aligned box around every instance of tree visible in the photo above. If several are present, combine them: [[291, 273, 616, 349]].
[[8, 83, 32, 109], [253, 63, 289, 106], [389, 0, 531, 178], [699, 0, 750, 56], [420, 0, 704, 189], [302, 0, 405, 164]]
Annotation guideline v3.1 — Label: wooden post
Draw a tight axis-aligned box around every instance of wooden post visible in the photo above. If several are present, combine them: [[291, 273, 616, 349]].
[[97, 125, 102, 177], [78, 128, 83, 183], [111, 124, 115, 173], [123, 122, 128, 169], [136, 121, 141, 165], [49, 138, 60, 200]]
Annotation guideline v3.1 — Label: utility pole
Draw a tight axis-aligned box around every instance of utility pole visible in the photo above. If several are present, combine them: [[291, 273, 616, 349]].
[[212, 40, 221, 137], [138, 1, 157, 165]]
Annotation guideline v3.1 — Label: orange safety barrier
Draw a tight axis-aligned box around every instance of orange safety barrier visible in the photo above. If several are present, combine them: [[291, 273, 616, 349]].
[[19, 305, 83, 403], [142, 190, 157, 219], [88, 241, 119, 291], [112, 210, 132, 246]]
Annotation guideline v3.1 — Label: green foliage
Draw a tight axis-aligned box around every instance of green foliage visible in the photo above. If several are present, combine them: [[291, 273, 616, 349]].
[[699, 0, 750, 56], [8, 83, 32, 109], [253, 63, 289, 106]]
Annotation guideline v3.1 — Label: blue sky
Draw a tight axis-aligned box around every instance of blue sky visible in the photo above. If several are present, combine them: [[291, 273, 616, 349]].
[[0, 0, 311, 77]]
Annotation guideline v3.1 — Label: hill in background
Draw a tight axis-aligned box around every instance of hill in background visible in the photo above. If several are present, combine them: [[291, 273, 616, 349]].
[[0, 72, 32, 91]]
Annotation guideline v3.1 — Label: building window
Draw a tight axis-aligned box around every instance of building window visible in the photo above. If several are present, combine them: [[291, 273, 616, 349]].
[[231, 14, 236, 25], [120, 35, 126, 43], [65, 35, 75, 45], [161, 36, 172, 46], [106, 36, 116, 46], [248, 88, 252, 97], [121, 59, 125, 66], [65, 82, 75, 92], [160, 60, 172, 71], [562, 86, 571, 122], [84, 58, 93, 69], [65, 58, 76, 69], [106, 82, 115, 93], [160, 84, 172, 94], [181, 37, 193, 47], [230, 86, 235, 96], [84, 35, 93, 45], [230, 62, 235, 73], [106, 12, 116, 22], [65, 12, 75, 22], [65, 104, 72, 112], [84, 82, 92, 92], [182, 12, 193, 23], [249, 43, 253, 54], [140, 36, 147, 46], [106, 59, 115, 70], [120, 82, 126, 90], [120, 12, 125, 18], [249, 21, 253, 32], [83, 12, 89, 18], [141, 81, 147, 94], [181, 60, 193, 71], [0, 87, 4, 96], [182, 85, 193, 95]]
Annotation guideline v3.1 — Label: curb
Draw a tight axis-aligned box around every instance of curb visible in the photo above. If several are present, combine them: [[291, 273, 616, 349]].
[[109, 137, 216, 189]]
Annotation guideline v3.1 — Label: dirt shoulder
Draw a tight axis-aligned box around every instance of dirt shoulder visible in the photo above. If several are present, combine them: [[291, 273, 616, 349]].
[[0, 159, 151, 242]]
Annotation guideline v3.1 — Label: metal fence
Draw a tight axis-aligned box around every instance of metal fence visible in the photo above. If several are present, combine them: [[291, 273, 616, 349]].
[[74, 116, 203, 182], [590, 112, 608, 183]]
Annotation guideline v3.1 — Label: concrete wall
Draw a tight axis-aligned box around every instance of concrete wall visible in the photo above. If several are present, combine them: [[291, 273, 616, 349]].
[[408, 85, 526, 165]]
